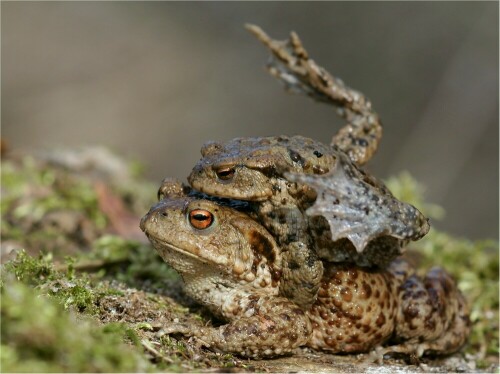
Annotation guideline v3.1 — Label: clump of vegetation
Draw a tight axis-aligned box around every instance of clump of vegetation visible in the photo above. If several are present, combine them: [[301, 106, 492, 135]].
[[1, 273, 151, 373], [1, 156, 107, 257], [2, 250, 102, 314], [1, 250, 245, 372], [89, 234, 181, 289]]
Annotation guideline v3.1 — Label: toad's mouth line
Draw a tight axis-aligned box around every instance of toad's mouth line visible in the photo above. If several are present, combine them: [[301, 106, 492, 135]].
[[145, 233, 210, 265]]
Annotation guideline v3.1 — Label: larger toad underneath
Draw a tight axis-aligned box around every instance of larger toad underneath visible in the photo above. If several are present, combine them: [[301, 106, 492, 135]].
[[140, 194, 470, 359]]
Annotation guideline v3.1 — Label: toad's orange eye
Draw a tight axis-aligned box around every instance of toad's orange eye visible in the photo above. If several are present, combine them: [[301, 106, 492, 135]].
[[189, 209, 214, 230], [215, 167, 235, 181]]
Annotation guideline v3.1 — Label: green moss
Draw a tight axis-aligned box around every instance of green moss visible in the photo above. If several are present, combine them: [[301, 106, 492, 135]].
[[0, 277, 151, 372], [3, 250, 57, 285], [89, 235, 180, 287], [1, 249, 196, 372], [3, 250, 99, 314], [102, 322, 142, 347]]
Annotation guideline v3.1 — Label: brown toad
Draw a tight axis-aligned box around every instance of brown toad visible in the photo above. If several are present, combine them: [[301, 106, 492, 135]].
[[188, 26, 429, 308], [140, 194, 470, 359]]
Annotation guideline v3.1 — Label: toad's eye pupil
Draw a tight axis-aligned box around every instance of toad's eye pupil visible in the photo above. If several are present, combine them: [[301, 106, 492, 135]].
[[215, 167, 235, 181], [189, 209, 214, 229]]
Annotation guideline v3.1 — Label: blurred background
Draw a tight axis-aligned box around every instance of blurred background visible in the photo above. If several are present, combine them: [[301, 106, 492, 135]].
[[2, 2, 498, 240]]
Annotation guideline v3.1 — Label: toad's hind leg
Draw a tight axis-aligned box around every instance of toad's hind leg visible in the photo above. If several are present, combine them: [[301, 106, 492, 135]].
[[307, 264, 398, 354], [188, 295, 312, 358], [386, 267, 470, 357], [246, 24, 382, 166]]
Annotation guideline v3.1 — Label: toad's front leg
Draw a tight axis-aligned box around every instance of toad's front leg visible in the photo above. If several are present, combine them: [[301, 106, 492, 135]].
[[257, 201, 324, 309], [280, 241, 324, 310], [167, 290, 312, 358]]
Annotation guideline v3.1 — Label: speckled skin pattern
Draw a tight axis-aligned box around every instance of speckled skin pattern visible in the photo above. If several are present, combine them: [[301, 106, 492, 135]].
[[140, 196, 470, 359], [186, 26, 433, 310], [308, 259, 470, 356], [246, 24, 383, 168], [140, 196, 311, 357], [188, 136, 429, 308]]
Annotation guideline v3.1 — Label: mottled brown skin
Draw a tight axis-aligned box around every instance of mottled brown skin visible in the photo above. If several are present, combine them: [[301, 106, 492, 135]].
[[187, 28, 430, 309], [140, 196, 470, 359], [189, 136, 330, 308], [309, 259, 470, 357], [188, 136, 429, 308], [246, 24, 383, 167], [308, 263, 399, 353], [141, 196, 311, 358]]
